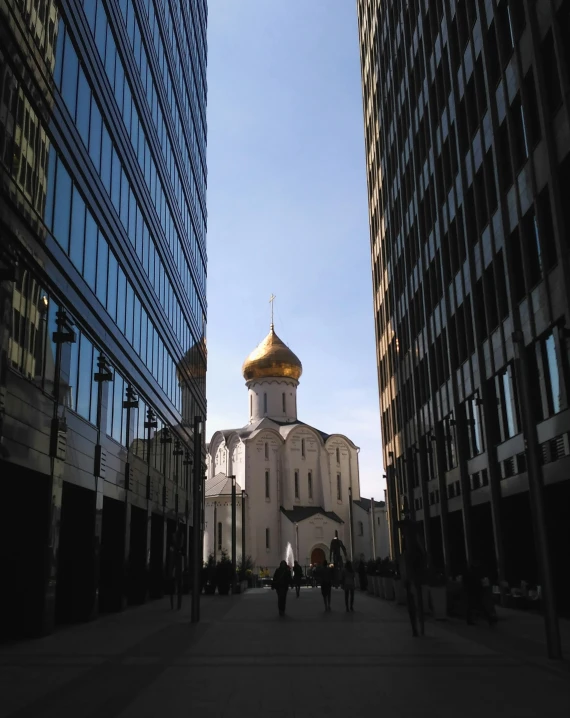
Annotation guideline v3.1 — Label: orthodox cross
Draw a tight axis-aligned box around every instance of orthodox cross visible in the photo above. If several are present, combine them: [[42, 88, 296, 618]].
[[269, 293, 276, 329]]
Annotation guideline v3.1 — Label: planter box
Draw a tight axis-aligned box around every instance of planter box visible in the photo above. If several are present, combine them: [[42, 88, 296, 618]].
[[367, 577, 374, 595], [378, 576, 385, 599], [395, 578, 407, 605], [430, 586, 447, 619], [382, 577, 395, 600]]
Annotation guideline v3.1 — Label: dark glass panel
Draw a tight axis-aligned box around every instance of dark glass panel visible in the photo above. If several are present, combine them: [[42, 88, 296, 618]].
[[61, 35, 79, 118], [96, 234, 108, 306], [84, 210, 98, 292], [89, 98, 102, 172], [69, 186, 86, 272], [107, 251, 118, 321], [116, 266, 126, 333], [76, 333, 93, 421], [52, 159, 72, 251], [76, 67, 91, 146]]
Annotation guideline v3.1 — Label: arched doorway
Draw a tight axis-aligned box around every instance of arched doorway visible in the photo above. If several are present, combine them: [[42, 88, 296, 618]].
[[311, 547, 326, 566]]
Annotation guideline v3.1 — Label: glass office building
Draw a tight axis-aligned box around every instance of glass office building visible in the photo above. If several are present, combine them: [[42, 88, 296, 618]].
[[0, 0, 207, 637], [357, 0, 570, 610]]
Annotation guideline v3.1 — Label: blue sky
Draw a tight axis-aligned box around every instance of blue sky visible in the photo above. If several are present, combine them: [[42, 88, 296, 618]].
[[205, 1, 385, 500]]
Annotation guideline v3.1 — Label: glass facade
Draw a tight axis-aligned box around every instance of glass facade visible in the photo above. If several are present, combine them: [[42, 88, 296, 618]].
[[0, 0, 207, 638], [358, 0, 570, 601]]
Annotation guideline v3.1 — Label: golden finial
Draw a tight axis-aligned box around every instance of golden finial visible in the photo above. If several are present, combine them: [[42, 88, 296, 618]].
[[269, 293, 276, 330]]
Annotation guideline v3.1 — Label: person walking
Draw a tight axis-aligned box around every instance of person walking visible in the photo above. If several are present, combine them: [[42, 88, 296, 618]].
[[272, 561, 292, 616], [166, 530, 185, 610], [341, 560, 356, 612], [292, 560, 303, 598], [317, 560, 333, 611], [397, 517, 426, 637]]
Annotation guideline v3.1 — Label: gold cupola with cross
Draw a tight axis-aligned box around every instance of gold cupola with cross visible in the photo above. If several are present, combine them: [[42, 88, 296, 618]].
[[242, 295, 303, 382]]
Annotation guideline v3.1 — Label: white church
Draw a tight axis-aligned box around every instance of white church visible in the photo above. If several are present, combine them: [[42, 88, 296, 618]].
[[204, 322, 389, 570]]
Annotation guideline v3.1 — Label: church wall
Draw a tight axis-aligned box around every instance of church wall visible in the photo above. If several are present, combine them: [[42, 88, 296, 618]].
[[283, 428, 323, 510], [326, 438, 358, 531], [247, 378, 297, 422], [203, 497, 243, 562], [244, 433, 282, 569], [294, 515, 347, 567]]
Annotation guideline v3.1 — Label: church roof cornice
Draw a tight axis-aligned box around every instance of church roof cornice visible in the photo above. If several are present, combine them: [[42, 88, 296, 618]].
[[280, 506, 343, 524]]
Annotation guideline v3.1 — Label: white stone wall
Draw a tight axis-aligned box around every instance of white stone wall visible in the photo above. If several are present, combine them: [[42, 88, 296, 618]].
[[247, 377, 298, 422], [203, 497, 243, 562], [244, 431, 283, 568]]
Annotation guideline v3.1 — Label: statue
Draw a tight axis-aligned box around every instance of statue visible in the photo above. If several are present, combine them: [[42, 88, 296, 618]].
[[329, 530, 347, 571]]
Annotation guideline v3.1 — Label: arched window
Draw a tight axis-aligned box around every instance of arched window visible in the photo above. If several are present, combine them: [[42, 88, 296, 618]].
[[265, 527, 270, 548], [217, 522, 222, 551], [308, 471, 313, 499], [264, 442, 269, 459], [358, 521, 364, 536], [294, 470, 300, 499], [301, 438, 305, 457], [265, 470, 270, 498], [337, 473, 342, 500], [282, 392, 286, 412], [336, 447, 340, 463], [263, 392, 268, 413]]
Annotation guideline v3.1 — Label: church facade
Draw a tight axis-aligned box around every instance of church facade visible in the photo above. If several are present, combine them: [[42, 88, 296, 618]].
[[204, 325, 389, 570]]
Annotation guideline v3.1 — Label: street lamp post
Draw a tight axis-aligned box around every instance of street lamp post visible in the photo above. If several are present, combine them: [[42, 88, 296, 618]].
[[241, 489, 247, 573], [230, 475, 237, 594], [191, 416, 202, 624]]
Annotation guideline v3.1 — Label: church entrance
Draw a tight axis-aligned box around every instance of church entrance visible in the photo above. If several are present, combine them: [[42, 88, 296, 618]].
[[311, 547, 326, 566]]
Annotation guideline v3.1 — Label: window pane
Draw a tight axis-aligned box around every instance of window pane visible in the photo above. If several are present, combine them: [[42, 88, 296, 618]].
[[111, 147, 121, 210], [65, 329, 79, 411], [133, 294, 141, 353], [503, 370, 516, 438], [125, 282, 134, 343], [89, 98, 102, 172], [140, 311, 147, 364], [96, 234, 108, 305], [84, 211, 98, 291], [545, 334, 561, 414], [76, 67, 91, 146], [44, 146, 57, 231], [112, 373, 124, 443], [101, 124, 112, 193], [116, 266, 126, 332], [69, 186, 86, 271], [53, 160, 72, 251], [76, 333, 93, 420], [107, 251, 118, 320], [61, 35, 79, 117]]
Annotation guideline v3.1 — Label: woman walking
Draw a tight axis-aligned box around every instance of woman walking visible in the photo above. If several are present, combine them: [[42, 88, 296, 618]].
[[318, 560, 333, 611], [293, 560, 303, 598], [272, 561, 292, 616], [341, 560, 356, 612]]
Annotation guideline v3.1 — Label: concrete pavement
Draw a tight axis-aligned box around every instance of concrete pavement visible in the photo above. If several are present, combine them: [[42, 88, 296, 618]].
[[0, 586, 569, 717]]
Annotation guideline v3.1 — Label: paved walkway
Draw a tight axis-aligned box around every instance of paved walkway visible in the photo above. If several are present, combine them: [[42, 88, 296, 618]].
[[1, 587, 569, 717]]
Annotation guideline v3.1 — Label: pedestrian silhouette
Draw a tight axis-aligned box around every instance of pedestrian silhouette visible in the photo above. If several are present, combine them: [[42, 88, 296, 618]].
[[341, 560, 356, 612], [317, 560, 333, 611], [293, 560, 303, 598], [272, 560, 292, 616]]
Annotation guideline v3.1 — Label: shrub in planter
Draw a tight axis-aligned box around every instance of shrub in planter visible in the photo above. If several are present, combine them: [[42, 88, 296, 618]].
[[216, 551, 234, 595]]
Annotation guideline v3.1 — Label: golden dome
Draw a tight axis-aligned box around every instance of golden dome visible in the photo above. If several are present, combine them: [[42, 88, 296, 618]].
[[242, 326, 302, 381]]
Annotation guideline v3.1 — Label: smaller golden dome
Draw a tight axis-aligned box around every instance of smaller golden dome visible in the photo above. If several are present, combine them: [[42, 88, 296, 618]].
[[242, 326, 302, 381]]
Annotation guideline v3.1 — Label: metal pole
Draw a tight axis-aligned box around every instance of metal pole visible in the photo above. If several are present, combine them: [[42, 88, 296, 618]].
[[191, 416, 202, 624], [241, 490, 246, 570], [512, 332, 561, 659], [231, 475, 237, 594], [295, 522, 299, 562], [348, 485, 355, 560], [370, 496, 376, 558]]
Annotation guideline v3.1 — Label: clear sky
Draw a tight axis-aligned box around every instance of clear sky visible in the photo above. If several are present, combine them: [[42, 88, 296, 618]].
[[205, 0, 385, 500]]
